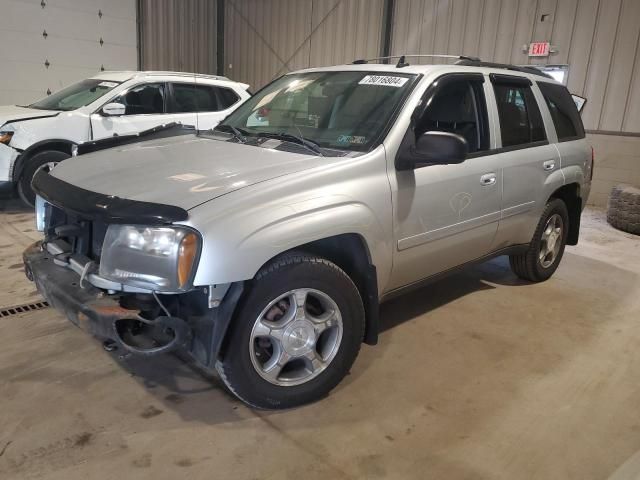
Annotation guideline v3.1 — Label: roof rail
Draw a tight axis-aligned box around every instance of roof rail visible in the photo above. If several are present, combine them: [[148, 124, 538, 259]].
[[454, 59, 554, 79], [353, 54, 481, 67], [135, 71, 232, 82]]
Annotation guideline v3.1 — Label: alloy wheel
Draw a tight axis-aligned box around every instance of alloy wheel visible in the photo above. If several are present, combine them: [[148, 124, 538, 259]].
[[249, 288, 343, 386], [539, 213, 563, 268]]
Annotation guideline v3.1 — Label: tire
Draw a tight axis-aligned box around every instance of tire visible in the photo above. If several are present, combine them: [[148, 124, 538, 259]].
[[17, 150, 70, 207], [509, 198, 569, 282], [607, 184, 640, 235], [216, 253, 365, 409]]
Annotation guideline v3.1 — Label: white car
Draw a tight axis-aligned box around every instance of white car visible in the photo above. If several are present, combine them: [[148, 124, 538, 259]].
[[0, 71, 251, 205]]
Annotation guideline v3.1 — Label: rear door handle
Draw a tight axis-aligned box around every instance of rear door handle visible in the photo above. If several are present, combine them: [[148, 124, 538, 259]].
[[480, 173, 496, 186], [543, 160, 556, 171]]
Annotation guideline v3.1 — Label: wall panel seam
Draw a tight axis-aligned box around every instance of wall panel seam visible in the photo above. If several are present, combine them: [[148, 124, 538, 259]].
[[620, 1, 640, 131], [582, 0, 602, 95], [597, 0, 624, 129]]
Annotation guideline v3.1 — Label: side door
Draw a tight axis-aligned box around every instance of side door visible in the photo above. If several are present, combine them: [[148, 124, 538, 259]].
[[488, 75, 563, 249], [90, 82, 168, 139], [387, 73, 503, 290], [168, 82, 241, 131]]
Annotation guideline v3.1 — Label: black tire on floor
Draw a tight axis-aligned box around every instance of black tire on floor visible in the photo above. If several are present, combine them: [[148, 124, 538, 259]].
[[216, 253, 365, 409], [607, 184, 640, 235], [17, 150, 70, 207], [509, 198, 570, 282]]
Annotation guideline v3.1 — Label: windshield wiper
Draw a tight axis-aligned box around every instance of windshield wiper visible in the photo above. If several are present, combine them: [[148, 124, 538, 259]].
[[213, 124, 248, 143], [257, 131, 324, 157]]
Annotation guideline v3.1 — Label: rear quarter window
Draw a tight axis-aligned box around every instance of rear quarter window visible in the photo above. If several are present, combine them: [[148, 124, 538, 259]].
[[537, 82, 585, 141], [217, 87, 240, 109]]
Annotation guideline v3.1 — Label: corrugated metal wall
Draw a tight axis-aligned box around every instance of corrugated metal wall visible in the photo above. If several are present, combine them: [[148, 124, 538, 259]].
[[390, 0, 640, 134], [139, 0, 217, 74], [225, 0, 313, 90], [139, 0, 640, 134], [224, 0, 385, 90]]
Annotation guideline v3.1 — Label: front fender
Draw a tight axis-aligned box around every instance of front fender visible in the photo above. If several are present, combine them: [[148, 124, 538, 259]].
[[193, 200, 388, 286], [185, 150, 394, 290], [240, 200, 375, 250]]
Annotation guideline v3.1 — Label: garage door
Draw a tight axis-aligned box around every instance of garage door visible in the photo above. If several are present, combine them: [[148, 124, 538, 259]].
[[0, 0, 138, 105]]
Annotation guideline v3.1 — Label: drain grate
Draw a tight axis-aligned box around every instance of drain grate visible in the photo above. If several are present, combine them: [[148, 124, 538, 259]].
[[0, 301, 49, 318]]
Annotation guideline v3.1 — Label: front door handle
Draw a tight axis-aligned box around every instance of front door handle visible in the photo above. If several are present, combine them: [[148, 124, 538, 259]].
[[480, 173, 496, 186], [543, 160, 556, 171]]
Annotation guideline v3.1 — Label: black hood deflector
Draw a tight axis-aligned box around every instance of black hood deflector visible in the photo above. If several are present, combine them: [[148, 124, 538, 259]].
[[32, 171, 188, 224]]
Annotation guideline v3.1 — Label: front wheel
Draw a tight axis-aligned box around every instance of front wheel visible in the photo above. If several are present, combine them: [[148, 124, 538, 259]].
[[217, 254, 365, 409], [17, 150, 70, 207], [509, 198, 569, 282]]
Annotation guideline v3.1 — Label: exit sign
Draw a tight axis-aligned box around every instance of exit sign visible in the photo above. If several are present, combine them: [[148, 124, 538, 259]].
[[529, 42, 550, 57]]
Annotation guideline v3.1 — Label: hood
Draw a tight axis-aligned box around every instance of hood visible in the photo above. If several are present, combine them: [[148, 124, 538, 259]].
[[51, 134, 333, 210], [0, 105, 60, 127]]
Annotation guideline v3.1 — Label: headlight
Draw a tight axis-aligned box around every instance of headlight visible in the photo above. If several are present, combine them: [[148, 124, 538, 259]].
[[0, 131, 13, 145], [99, 225, 200, 292], [35, 195, 48, 232]]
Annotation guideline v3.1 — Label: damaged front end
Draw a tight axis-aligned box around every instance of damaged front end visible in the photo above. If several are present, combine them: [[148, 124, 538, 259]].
[[23, 171, 245, 369], [24, 241, 243, 366]]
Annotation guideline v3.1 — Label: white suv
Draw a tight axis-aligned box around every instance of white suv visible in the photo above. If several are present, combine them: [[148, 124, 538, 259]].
[[0, 71, 251, 205]]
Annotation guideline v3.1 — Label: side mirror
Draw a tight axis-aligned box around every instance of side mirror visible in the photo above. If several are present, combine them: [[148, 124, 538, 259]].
[[397, 131, 469, 170], [101, 102, 126, 116]]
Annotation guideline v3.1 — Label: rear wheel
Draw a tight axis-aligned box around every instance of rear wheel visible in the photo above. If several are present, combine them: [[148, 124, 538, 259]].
[[17, 150, 70, 207], [509, 198, 569, 282], [217, 253, 365, 409]]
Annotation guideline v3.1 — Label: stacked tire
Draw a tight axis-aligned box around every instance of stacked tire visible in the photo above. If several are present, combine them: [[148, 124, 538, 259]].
[[607, 184, 640, 235]]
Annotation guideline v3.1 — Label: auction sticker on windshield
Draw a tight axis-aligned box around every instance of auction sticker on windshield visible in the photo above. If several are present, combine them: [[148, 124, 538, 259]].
[[359, 75, 409, 87], [337, 135, 367, 145]]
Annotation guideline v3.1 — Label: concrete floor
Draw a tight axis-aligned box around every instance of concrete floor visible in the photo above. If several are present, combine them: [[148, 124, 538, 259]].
[[1, 201, 639, 480]]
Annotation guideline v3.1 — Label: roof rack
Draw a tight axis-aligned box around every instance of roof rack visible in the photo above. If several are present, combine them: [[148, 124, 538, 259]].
[[138, 71, 232, 82], [454, 59, 554, 79], [351, 54, 554, 79], [352, 54, 481, 67]]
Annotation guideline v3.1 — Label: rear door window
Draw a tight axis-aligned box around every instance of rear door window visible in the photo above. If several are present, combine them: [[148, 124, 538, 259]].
[[170, 83, 221, 113], [537, 82, 585, 141], [492, 80, 546, 147]]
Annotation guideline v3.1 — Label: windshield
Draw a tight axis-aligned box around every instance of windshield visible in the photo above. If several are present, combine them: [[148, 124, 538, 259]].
[[29, 79, 121, 111], [220, 71, 417, 151]]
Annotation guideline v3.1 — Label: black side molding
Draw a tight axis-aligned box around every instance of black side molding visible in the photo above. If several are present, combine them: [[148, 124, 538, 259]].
[[32, 171, 188, 225]]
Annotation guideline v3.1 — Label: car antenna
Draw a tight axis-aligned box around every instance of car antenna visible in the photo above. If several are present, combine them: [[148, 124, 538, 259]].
[[396, 55, 409, 68]]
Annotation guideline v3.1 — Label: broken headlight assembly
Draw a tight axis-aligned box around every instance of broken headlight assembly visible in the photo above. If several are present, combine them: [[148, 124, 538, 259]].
[[0, 131, 14, 145], [99, 225, 200, 292]]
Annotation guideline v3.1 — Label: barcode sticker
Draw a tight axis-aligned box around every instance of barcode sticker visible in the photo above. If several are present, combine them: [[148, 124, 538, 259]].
[[98, 81, 118, 88], [359, 75, 409, 87]]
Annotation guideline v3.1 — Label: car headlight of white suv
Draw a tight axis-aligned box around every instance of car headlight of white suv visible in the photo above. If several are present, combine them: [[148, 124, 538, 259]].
[[99, 225, 200, 292], [35, 195, 49, 232]]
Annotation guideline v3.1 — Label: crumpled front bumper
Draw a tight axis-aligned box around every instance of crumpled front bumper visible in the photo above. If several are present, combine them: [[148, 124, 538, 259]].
[[23, 241, 145, 344], [23, 241, 244, 366]]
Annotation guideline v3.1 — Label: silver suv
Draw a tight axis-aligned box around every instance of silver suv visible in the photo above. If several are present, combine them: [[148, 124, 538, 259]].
[[23, 57, 593, 409]]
